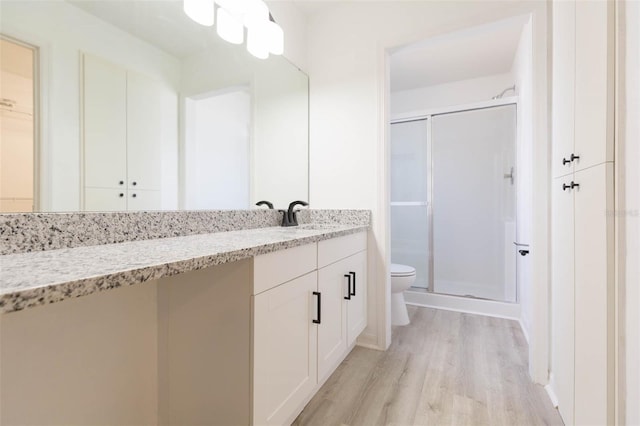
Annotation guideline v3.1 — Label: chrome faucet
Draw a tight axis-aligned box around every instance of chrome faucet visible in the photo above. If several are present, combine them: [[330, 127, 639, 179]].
[[280, 200, 308, 227]]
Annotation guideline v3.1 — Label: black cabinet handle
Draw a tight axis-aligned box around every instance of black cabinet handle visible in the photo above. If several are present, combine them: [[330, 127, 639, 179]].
[[349, 272, 356, 296], [562, 183, 572, 191], [119, 193, 124, 197], [571, 153, 580, 162], [132, 193, 137, 198], [562, 157, 571, 165], [119, 180, 124, 185], [571, 181, 580, 189], [313, 291, 321, 324], [132, 181, 137, 186], [344, 274, 351, 300], [519, 249, 530, 256]]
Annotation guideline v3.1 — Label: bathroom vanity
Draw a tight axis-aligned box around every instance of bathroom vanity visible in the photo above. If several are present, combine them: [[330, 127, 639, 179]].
[[0, 211, 370, 425]]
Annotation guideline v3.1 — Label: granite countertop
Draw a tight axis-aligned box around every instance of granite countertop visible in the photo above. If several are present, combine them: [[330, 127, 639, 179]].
[[0, 224, 368, 315]]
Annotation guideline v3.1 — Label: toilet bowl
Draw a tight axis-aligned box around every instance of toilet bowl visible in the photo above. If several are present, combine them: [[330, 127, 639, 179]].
[[390, 263, 416, 326]]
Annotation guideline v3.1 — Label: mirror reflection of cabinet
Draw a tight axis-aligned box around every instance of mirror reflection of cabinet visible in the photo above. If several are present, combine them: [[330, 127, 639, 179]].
[[82, 54, 177, 212]]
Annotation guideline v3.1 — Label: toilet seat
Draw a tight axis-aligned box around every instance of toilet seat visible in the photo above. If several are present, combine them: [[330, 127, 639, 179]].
[[391, 263, 416, 277]]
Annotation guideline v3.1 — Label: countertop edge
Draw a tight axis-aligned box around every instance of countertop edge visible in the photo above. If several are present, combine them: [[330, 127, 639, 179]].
[[0, 225, 369, 315]]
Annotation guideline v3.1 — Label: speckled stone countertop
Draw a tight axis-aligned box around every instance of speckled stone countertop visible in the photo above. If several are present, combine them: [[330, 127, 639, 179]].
[[0, 224, 368, 314]]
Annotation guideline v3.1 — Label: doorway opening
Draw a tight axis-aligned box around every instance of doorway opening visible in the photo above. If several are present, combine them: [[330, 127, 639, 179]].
[[0, 36, 38, 212], [388, 15, 533, 316], [183, 87, 251, 210]]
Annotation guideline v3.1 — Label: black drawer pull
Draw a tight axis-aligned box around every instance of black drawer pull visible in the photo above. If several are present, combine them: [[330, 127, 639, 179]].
[[313, 291, 321, 324], [344, 274, 351, 300], [349, 271, 356, 296], [562, 183, 572, 191]]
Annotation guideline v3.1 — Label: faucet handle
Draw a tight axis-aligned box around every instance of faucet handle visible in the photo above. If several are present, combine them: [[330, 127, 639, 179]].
[[256, 200, 274, 209]]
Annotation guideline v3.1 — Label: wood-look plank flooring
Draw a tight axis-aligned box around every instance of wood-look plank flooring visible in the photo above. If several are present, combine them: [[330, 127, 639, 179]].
[[293, 306, 563, 426]]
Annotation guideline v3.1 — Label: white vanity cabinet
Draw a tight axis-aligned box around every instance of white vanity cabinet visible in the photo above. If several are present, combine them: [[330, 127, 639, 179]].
[[252, 232, 367, 426], [0, 230, 368, 426], [82, 54, 176, 211], [316, 233, 367, 383]]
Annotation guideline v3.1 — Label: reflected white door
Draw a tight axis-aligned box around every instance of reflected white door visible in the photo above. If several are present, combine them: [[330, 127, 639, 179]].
[[431, 105, 517, 302]]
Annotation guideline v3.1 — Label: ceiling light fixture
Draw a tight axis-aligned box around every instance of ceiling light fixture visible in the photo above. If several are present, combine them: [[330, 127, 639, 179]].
[[183, 0, 215, 27], [183, 0, 284, 59]]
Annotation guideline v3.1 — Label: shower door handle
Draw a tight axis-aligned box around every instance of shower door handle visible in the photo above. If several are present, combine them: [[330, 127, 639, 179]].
[[503, 167, 514, 185]]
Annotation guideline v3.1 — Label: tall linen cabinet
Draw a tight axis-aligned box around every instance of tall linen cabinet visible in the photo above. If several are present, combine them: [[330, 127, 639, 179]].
[[551, 1, 615, 425], [82, 54, 177, 211]]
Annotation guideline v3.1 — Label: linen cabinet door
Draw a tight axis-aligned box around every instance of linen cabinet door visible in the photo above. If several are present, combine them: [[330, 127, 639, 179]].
[[127, 189, 161, 211], [83, 54, 127, 189], [84, 187, 127, 212], [551, 175, 575, 426], [573, 163, 614, 426], [346, 251, 367, 346], [317, 259, 348, 383], [253, 272, 318, 426], [574, 0, 614, 171], [551, 0, 576, 178], [126, 71, 168, 192]]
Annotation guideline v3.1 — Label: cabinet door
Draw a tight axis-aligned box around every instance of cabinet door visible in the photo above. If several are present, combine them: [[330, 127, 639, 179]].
[[84, 187, 127, 212], [253, 272, 318, 426], [574, 0, 614, 171], [317, 258, 348, 383], [573, 163, 614, 426], [346, 251, 367, 346], [126, 71, 167, 191], [551, 175, 575, 426], [83, 54, 127, 189], [127, 189, 161, 211], [551, 0, 575, 178]]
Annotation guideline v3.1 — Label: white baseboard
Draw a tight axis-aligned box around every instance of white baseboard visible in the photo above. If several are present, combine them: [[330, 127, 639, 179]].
[[356, 332, 383, 351], [545, 374, 559, 408], [519, 318, 530, 344], [404, 290, 521, 320]]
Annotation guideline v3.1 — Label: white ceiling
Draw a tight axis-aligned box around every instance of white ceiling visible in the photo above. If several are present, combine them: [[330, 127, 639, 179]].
[[68, 0, 228, 59], [390, 16, 527, 92]]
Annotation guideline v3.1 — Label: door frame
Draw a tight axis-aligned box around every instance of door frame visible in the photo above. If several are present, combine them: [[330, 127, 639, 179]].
[[380, 10, 550, 384], [0, 34, 41, 212]]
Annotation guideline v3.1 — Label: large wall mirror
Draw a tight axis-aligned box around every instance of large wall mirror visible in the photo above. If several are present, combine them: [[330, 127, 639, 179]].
[[0, 0, 308, 213]]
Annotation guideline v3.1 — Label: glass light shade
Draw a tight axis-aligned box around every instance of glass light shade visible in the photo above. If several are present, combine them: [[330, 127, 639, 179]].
[[267, 21, 284, 55], [215, 0, 246, 15], [184, 0, 215, 26], [242, 0, 269, 27], [247, 25, 269, 59], [216, 7, 244, 44]]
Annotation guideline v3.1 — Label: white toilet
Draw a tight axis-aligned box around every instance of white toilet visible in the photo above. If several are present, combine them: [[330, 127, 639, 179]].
[[390, 263, 416, 326]]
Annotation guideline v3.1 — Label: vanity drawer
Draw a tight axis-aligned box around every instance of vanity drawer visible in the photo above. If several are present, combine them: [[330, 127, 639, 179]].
[[253, 243, 317, 294], [318, 231, 367, 269]]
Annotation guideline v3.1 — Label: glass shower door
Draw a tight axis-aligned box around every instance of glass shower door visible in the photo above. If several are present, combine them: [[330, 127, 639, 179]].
[[390, 119, 430, 289], [431, 105, 517, 302]]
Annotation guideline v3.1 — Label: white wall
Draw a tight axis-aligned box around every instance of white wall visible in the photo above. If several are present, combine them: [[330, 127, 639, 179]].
[[390, 72, 514, 116], [620, 1, 640, 424], [0, 0, 181, 212], [307, 0, 549, 366], [511, 18, 534, 341]]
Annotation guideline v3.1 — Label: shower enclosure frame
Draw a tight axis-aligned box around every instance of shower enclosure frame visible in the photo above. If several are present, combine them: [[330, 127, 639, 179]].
[[391, 96, 519, 302]]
